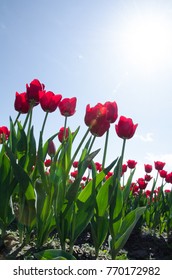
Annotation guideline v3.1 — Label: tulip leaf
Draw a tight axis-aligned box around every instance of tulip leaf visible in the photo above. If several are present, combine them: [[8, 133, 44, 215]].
[[110, 207, 145, 259], [34, 249, 76, 260], [96, 176, 113, 216]]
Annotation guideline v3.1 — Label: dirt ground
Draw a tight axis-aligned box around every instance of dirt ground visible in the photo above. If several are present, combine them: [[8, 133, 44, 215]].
[[0, 226, 172, 260]]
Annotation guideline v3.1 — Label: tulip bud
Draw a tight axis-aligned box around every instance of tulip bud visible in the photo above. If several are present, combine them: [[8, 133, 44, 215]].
[[48, 140, 56, 157]]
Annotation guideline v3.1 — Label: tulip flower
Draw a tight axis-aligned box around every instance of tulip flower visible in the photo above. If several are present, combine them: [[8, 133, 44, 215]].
[[104, 101, 118, 123], [72, 161, 79, 168], [39, 91, 62, 112], [58, 127, 69, 143], [122, 164, 128, 173], [0, 126, 10, 143], [44, 159, 52, 167], [165, 172, 172, 184], [144, 164, 152, 173], [159, 170, 167, 178], [48, 140, 56, 157], [84, 103, 110, 137], [26, 79, 45, 106], [137, 178, 148, 190], [59, 97, 77, 117], [144, 174, 152, 182], [115, 116, 138, 139], [154, 161, 166, 171], [14, 92, 30, 114], [127, 160, 137, 169]]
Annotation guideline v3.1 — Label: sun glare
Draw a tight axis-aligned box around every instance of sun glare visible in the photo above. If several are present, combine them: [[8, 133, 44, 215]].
[[122, 13, 172, 71]]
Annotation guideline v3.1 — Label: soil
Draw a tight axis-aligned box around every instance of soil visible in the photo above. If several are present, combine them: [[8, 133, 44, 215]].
[[0, 226, 172, 260]]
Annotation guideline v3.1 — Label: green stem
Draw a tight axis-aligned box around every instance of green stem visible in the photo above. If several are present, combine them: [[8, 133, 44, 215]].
[[23, 106, 33, 130], [63, 116, 68, 142], [71, 128, 90, 164], [88, 135, 96, 154], [118, 138, 126, 180], [27, 107, 33, 137], [102, 129, 109, 170], [13, 112, 21, 127], [41, 111, 49, 136]]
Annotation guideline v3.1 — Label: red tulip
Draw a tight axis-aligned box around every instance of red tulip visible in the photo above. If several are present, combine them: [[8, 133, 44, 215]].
[[122, 164, 128, 173], [165, 189, 171, 193], [115, 116, 138, 139], [84, 103, 110, 137], [165, 172, 172, 184], [159, 170, 167, 178], [59, 97, 77, 116], [44, 159, 52, 167], [145, 190, 151, 198], [39, 91, 62, 112], [14, 92, 30, 113], [130, 182, 139, 195], [127, 160, 137, 169], [95, 162, 102, 172], [154, 161, 165, 171], [144, 174, 152, 182], [73, 161, 79, 168], [144, 164, 152, 173], [104, 101, 118, 123], [26, 79, 45, 105], [0, 126, 10, 143], [137, 178, 148, 189], [89, 117, 110, 137], [58, 127, 69, 143], [70, 170, 78, 178]]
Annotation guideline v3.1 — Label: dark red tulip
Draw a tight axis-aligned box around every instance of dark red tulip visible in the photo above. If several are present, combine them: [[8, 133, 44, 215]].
[[144, 164, 152, 173], [26, 79, 45, 106], [127, 160, 137, 169], [14, 92, 30, 113], [39, 91, 62, 112], [59, 97, 77, 116], [115, 116, 138, 139], [154, 161, 166, 171], [48, 140, 56, 157]]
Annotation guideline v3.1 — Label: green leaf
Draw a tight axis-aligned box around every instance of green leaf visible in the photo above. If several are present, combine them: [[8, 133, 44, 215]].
[[111, 207, 145, 258], [91, 213, 109, 253], [96, 176, 113, 216], [34, 249, 76, 260], [78, 158, 118, 204]]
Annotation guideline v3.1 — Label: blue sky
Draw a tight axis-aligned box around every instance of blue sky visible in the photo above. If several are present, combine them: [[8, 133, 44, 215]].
[[1, 0, 172, 181]]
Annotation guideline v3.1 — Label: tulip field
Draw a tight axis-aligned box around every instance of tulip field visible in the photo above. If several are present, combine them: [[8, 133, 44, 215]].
[[0, 79, 172, 260]]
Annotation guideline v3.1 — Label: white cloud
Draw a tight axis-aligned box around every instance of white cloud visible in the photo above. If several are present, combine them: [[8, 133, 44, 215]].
[[135, 132, 154, 142]]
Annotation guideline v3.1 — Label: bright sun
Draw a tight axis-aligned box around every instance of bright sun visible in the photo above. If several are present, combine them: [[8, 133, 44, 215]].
[[122, 12, 172, 71]]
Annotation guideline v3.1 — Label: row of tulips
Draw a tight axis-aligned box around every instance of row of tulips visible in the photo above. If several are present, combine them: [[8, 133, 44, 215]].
[[0, 79, 171, 260]]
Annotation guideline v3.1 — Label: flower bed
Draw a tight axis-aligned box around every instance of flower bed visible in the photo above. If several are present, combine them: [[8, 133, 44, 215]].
[[0, 79, 172, 260]]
